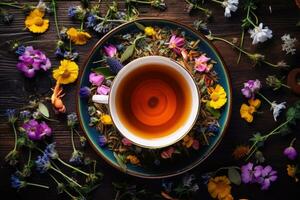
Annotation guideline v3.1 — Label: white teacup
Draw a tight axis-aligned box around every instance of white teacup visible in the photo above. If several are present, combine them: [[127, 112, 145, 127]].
[[93, 56, 200, 149]]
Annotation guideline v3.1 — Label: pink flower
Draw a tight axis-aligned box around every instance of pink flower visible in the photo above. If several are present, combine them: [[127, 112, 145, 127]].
[[122, 138, 132, 146], [192, 140, 200, 150], [161, 147, 175, 159], [194, 55, 210, 72], [103, 44, 117, 57], [97, 85, 110, 95], [89, 73, 104, 86], [168, 35, 185, 55]]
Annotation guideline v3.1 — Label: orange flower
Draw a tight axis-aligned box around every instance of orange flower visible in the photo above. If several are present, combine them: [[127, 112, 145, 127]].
[[67, 27, 91, 45], [207, 176, 233, 200], [126, 155, 140, 165], [232, 145, 249, 160], [287, 164, 299, 182], [240, 99, 261, 123], [25, 9, 49, 33], [182, 135, 194, 148]]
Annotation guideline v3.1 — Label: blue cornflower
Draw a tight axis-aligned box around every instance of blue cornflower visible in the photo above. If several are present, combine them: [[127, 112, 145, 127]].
[[79, 86, 91, 98], [6, 109, 17, 123], [64, 50, 79, 61], [206, 124, 220, 133], [67, 112, 78, 127], [69, 150, 83, 165], [11, 174, 23, 189], [183, 174, 196, 187], [106, 57, 123, 75], [15, 45, 26, 55], [19, 110, 31, 121], [98, 135, 107, 147], [86, 14, 97, 28], [55, 47, 64, 58], [35, 154, 51, 173], [68, 6, 77, 18], [201, 172, 213, 184], [44, 143, 58, 159], [162, 180, 173, 193]]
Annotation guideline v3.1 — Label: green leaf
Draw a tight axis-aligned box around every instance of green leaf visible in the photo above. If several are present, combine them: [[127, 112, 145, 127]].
[[91, 67, 112, 78], [120, 44, 135, 63], [113, 152, 127, 171], [135, 22, 146, 31], [228, 168, 241, 185], [206, 102, 221, 119], [279, 124, 291, 136], [249, 133, 265, 147], [38, 102, 49, 118]]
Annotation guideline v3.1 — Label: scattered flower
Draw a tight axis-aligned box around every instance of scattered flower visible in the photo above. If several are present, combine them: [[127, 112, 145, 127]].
[[253, 165, 277, 190], [182, 135, 194, 148], [241, 79, 261, 99], [232, 145, 250, 160], [98, 135, 107, 147], [69, 150, 83, 165], [44, 143, 58, 159], [100, 114, 112, 125], [283, 146, 297, 160], [161, 147, 175, 159], [89, 73, 105, 86], [192, 140, 200, 150], [86, 14, 97, 28], [240, 99, 261, 123], [222, 0, 239, 18], [55, 48, 79, 60], [53, 59, 79, 84], [126, 155, 140, 165], [97, 85, 110, 95], [67, 112, 78, 127], [35, 153, 51, 173], [25, 9, 49, 33], [17, 46, 51, 78], [106, 57, 124, 75], [241, 162, 255, 184], [22, 120, 52, 141], [270, 101, 286, 121], [266, 75, 287, 90], [281, 34, 297, 55], [68, 6, 86, 20], [19, 110, 31, 121], [51, 82, 66, 113], [121, 138, 132, 146], [194, 54, 211, 72], [168, 35, 185, 55], [67, 27, 91, 45], [249, 23, 273, 45], [144, 26, 156, 36], [11, 174, 23, 189], [208, 84, 227, 109], [6, 109, 17, 124], [207, 176, 233, 200], [103, 44, 117, 57], [79, 86, 91, 98], [287, 164, 299, 182]]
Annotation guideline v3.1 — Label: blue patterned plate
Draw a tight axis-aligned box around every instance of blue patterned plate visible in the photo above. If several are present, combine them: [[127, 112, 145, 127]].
[[77, 18, 232, 178]]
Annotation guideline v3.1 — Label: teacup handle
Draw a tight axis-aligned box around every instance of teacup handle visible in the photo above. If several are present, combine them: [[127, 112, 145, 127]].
[[92, 95, 109, 104]]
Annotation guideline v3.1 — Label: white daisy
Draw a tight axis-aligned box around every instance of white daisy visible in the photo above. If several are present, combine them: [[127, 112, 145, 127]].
[[281, 34, 297, 55], [248, 23, 273, 45], [270, 101, 286, 121], [222, 0, 239, 18]]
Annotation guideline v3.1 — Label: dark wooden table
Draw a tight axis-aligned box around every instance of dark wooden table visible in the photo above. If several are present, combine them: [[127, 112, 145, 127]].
[[1, 0, 300, 199]]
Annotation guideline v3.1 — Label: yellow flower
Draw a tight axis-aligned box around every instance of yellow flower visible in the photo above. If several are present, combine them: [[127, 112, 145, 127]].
[[182, 135, 194, 148], [25, 9, 49, 33], [67, 27, 91, 45], [100, 114, 112, 125], [207, 176, 233, 200], [240, 99, 261, 123], [53, 59, 79, 84], [144, 27, 156, 36], [208, 84, 227, 109], [126, 155, 140, 165], [287, 164, 299, 182]]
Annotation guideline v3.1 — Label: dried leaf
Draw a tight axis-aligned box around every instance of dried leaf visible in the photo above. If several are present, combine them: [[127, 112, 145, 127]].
[[228, 168, 241, 185], [120, 44, 135, 63], [113, 152, 127, 171], [38, 102, 49, 118], [135, 22, 146, 31]]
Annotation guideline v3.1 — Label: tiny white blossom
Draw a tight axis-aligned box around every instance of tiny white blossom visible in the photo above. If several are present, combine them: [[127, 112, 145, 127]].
[[281, 34, 297, 55], [270, 101, 286, 121], [249, 23, 273, 45], [222, 0, 239, 18]]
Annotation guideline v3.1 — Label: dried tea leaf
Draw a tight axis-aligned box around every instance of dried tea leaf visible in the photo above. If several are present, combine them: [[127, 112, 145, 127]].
[[120, 44, 135, 63], [135, 22, 146, 31], [38, 102, 49, 118], [113, 152, 127, 171], [228, 168, 241, 185]]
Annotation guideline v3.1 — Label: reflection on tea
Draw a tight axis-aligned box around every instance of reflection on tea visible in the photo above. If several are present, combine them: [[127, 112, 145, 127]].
[[115, 64, 192, 139]]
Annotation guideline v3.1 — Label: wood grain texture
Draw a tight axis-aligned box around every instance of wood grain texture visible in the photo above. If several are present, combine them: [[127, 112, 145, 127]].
[[0, 0, 300, 199]]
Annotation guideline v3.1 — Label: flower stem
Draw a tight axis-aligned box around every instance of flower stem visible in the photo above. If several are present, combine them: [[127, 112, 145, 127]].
[[22, 40, 58, 45], [289, 138, 296, 147], [49, 173, 77, 199], [57, 157, 89, 176], [51, 0, 60, 39], [282, 84, 291, 89], [26, 182, 50, 189], [211, 0, 223, 5], [129, 0, 152, 5], [257, 92, 273, 106], [27, 149, 31, 166], [50, 166, 82, 188], [0, 2, 23, 9], [237, 29, 245, 64], [185, 0, 211, 14], [69, 39, 72, 53], [80, 19, 84, 31], [71, 128, 76, 152], [73, 129, 82, 138], [95, 16, 126, 23], [12, 123, 18, 151]]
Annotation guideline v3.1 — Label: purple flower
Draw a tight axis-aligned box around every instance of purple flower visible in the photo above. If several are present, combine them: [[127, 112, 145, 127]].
[[98, 135, 107, 147], [106, 57, 123, 75], [168, 35, 185, 55], [241, 162, 255, 183], [16, 46, 51, 78], [121, 138, 132, 146], [103, 44, 117, 57], [22, 120, 52, 141], [283, 146, 297, 160], [254, 165, 277, 190], [89, 72, 104, 86], [79, 86, 91, 98], [97, 85, 110, 95], [241, 79, 261, 98]]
